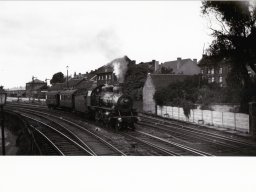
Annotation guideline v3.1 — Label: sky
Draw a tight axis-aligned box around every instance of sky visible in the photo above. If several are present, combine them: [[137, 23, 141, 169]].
[[0, 1, 213, 89]]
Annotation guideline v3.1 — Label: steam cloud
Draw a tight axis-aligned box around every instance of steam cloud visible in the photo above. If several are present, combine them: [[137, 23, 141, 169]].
[[108, 56, 129, 83]]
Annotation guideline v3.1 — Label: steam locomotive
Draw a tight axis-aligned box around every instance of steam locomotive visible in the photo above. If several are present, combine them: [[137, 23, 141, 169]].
[[46, 82, 138, 131]]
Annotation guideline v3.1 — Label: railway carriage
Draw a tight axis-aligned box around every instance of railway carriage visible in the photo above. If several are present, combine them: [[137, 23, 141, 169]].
[[46, 91, 60, 108], [59, 89, 78, 109], [74, 81, 96, 114]]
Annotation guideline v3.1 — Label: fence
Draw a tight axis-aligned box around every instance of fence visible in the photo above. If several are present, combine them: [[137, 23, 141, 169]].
[[7, 97, 46, 105], [157, 105, 249, 133]]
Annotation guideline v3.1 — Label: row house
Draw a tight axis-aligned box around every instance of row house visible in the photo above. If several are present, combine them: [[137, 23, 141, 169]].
[[200, 65, 229, 87], [96, 65, 115, 86], [159, 57, 200, 75], [26, 78, 48, 99], [198, 55, 230, 87]]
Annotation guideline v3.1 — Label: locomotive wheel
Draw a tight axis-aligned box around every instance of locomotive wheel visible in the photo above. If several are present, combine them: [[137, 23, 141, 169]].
[[95, 111, 101, 122], [130, 124, 136, 131], [115, 121, 121, 132], [103, 118, 111, 129]]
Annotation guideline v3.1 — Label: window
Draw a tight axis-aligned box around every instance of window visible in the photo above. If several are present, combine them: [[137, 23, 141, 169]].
[[219, 67, 222, 74], [208, 78, 211, 83], [219, 76, 223, 83], [211, 77, 214, 82], [201, 69, 204, 74], [208, 68, 211, 74], [211, 68, 214, 74], [109, 74, 112, 79]]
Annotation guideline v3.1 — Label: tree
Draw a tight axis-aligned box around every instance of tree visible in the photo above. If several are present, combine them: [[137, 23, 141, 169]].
[[50, 72, 65, 84], [201, 1, 256, 112], [123, 63, 154, 100], [160, 67, 174, 74], [154, 76, 200, 118], [201, 1, 256, 87]]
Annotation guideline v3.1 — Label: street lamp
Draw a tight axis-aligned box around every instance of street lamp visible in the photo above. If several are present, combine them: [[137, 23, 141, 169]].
[[66, 65, 69, 88], [0, 86, 7, 155]]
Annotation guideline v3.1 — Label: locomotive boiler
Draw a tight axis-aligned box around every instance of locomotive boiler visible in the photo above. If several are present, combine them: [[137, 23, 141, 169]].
[[90, 84, 138, 131]]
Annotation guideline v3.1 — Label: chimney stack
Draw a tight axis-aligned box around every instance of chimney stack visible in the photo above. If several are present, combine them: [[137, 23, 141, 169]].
[[177, 57, 182, 69], [152, 60, 159, 72], [193, 59, 197, 64]]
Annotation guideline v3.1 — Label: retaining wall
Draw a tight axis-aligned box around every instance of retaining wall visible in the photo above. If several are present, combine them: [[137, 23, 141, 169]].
[[157, 105, 249, 133]]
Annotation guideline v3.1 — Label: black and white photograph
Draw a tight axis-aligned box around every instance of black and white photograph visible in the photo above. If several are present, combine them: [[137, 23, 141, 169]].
[[0, 0, 256, 191]]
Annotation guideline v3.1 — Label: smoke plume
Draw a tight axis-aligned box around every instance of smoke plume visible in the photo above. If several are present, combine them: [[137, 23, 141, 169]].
[[108, 56, 129, 83]]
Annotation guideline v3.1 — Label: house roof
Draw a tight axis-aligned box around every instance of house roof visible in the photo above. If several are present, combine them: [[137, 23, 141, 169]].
[[60, 89, 78, 95], [67, 78, 84, 87], [76, 80, 96, 90], [49, 83, 65, 91], [47, 90, 60, 95], [29, 84, 47, 91], [161, 59, 193, 73], [96, 65, 114, 74], [198, 55, 231, 67], [149, 74, 189, 91], [49, 78, 86, 91], [27, 79, 46, 84]]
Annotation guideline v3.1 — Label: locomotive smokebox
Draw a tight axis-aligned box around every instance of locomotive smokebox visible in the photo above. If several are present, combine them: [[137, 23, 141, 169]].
[[118, 83, 124, 88], [113, 82, 124, 92], [119, 83, 125, 92]]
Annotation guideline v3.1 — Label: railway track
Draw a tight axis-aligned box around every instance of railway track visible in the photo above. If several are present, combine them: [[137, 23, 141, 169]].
[[20, 113, 93, 156], [122, 130, 212, 156], [7, 105, 174, 156], [7, 104, 208, 155], [6, 107, 126, 156], [138, 113, 256, 155], [7, 103, 256, 156]]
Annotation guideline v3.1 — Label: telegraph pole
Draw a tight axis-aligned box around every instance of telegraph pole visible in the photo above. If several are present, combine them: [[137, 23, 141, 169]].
[[66, 66, 69, 88]]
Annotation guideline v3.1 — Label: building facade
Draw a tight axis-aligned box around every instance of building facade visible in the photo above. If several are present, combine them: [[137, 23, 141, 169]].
[[199, 64, 229, 87], [143, 74, 189, 114], [6, 88, 26, 97], [198, 55, 231, 87], [26, 78, 48, 99], [159, 57, 200, 75], [96, 65, 115, 86]]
